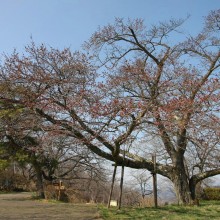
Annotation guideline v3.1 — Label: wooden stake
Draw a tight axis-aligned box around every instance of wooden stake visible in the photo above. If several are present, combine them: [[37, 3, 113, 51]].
[[118, 151, 125, 209], [152, 154, 158, 208], [107, 164, 117, 208]]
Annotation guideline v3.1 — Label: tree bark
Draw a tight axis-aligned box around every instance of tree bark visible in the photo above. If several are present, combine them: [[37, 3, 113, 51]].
[[170, 156, 192, 205], [189, 180, 196, 201], [34, 164, 45, 199]]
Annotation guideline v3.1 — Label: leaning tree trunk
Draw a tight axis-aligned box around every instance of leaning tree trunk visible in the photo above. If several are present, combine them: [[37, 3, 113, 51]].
[[170, 156, 193, 205]]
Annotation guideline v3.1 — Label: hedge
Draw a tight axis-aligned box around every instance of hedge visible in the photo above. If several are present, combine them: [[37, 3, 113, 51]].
[[204, 188, 220, 200]]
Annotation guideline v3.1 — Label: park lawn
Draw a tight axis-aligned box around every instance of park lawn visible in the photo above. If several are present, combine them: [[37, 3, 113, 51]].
[[99, 200, 220, 220]]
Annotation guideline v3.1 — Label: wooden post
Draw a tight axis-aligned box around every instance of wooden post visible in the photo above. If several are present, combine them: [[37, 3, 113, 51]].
[[107, 164, 117, 208], [57, 180, 61, 200], [118, 151, 125, 210], [152, 154, 158, 208]]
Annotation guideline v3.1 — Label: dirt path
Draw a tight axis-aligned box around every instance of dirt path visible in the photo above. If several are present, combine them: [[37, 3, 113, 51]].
[[0, 193, 102, 220]]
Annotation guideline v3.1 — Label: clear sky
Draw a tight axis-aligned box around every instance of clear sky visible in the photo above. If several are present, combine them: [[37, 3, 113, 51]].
[[0, 0, 219, 186], [0, 0, 219, 54]]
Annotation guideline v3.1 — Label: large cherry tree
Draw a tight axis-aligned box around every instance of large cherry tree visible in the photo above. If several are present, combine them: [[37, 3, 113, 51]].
[[0, 10, 219, 204], [83, 10, 220, 204]]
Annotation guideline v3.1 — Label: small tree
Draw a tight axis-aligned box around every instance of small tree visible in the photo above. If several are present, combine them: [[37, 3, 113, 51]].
[[131, 171, 152, 200]]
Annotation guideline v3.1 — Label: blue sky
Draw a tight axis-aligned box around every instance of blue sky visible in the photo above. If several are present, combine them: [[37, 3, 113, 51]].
[[0, 0, 219, 54], [0, 0, 219, 184]]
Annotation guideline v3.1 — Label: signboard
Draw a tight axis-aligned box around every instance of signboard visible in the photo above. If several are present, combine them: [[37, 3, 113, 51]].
[[110, 200, 118, 207], [53, 181, 65, 190]]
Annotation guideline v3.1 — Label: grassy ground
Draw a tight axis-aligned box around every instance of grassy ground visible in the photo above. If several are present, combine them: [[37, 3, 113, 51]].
[[99, 201, 220, 220], [0, 192, 102, 219]]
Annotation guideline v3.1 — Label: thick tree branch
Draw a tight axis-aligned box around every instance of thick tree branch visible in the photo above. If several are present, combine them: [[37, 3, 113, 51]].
[[190, 168, 220, 185]]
